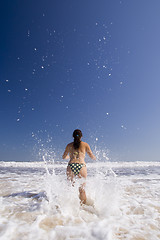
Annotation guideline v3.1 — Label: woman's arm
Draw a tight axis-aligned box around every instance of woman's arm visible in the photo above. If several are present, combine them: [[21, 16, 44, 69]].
[[86, 143, 96, 160], [62, 145, 70, 159]]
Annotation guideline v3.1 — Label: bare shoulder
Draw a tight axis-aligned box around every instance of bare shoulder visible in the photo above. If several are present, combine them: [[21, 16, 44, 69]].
[[66, 142, 73, 148], [81, 141, 90, 150], [81, 141, 87, 146]]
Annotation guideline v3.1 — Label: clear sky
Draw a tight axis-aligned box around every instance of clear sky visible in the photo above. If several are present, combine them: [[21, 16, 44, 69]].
[[0, 0, 160, 162]]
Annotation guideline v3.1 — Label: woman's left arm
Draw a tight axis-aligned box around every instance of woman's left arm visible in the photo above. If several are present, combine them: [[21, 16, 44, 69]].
[[62, 145, 70, 159]]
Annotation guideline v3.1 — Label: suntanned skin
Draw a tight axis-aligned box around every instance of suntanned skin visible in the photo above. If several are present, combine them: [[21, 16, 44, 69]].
[[62, 140, 96, 204]]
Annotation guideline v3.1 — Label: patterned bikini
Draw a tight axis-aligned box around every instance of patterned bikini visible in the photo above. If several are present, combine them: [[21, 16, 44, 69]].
[[68, 163, 86, 176]]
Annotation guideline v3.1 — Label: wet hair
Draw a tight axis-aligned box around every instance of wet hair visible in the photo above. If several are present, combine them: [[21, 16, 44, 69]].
[[73, 129, 82, 149]]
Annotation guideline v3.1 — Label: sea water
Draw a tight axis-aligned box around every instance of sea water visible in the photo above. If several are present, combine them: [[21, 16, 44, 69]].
[[0, 161, 160, 240]]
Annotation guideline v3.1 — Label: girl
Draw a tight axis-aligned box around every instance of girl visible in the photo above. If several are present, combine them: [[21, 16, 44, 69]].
[[62, 129, 96, 204]]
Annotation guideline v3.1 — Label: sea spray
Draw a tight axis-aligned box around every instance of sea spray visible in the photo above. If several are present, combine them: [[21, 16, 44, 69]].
[[1, 161, 160, 239], [41, 152, 82, 220], [40, 144, 119, 219], [24, 135, 119, 238], [85, 165, 119, 218]]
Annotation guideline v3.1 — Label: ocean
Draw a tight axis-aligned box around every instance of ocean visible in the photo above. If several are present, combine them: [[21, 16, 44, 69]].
[[0, 160, 160, 240]]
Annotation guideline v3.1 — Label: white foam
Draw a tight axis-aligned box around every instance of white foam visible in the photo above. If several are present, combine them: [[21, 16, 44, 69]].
[[0, 161, 160, 239], [0, 160, 160, 169]]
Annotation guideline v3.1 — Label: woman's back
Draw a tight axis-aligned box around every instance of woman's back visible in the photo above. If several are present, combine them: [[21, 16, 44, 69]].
[[69, 141, 86, 163], [63, 141, 96, 164]]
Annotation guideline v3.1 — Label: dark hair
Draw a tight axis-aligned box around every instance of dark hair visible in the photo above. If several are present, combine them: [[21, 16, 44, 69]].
[[73, 129, 82, 149]]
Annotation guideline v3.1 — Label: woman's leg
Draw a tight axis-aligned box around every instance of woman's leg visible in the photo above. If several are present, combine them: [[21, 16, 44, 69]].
[[66, 166, 75, 184], [78, 166, 87, 204], [79, 183, 86, 204], [67, 165, 87, 204]]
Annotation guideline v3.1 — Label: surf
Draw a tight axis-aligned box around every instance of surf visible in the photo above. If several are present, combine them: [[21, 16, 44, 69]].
[[0, 160, 160, 239]]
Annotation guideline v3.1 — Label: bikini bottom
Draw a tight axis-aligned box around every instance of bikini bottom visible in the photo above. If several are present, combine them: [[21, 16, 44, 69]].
[[68, 163, 86, 176]]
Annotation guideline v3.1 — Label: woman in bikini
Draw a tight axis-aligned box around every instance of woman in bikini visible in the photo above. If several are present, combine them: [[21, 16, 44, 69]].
[[62, 129, 96, 204]]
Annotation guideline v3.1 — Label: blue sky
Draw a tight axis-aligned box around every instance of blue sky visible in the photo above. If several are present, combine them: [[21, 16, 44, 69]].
[[0, 0, 160, 161]]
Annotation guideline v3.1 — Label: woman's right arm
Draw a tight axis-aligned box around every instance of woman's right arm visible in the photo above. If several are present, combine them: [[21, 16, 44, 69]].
[[86, 143, 96, 160]]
